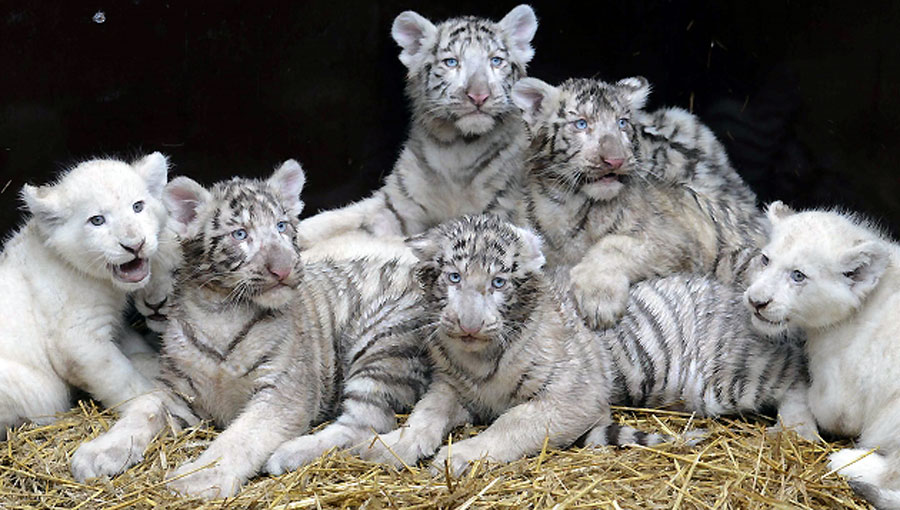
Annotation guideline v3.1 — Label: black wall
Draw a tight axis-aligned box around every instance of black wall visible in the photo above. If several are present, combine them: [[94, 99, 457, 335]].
[[2, 1, 899, 238]]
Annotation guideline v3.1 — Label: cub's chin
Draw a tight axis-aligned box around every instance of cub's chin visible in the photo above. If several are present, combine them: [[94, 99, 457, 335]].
[[581, 177, 624, 201], [749, 313, 790, 337], [455, 112, 496, 136]]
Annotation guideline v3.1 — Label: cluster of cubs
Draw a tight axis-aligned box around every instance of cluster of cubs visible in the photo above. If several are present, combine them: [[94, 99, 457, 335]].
[[2, 4, 899, 507]]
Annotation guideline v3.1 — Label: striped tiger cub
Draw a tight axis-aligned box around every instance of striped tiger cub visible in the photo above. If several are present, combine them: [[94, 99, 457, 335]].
[[509, 77, 767, 329], [296, 5, 537, 244], [70, 161, 431, 499], [362, 215, 816, 476]]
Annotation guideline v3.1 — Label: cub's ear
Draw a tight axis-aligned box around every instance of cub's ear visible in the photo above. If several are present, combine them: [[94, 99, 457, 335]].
[[163, 177, 210, 237], [513, 225, 545, 273], [499, 5, 538, 64], [615, 76, 651, 111], [392, 10, 436, 68], [512, 78, 557, 125], [132, 152, 169, 198], [267, 159, 306, 217], [840, 240, 890, 298], [765, 201, 795, 224], [405, 231, 439, 262], [21, 183, 63, 225]]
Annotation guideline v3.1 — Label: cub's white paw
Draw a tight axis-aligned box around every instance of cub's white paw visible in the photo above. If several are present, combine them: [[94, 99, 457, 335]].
[[167, 457, 243, 500], [569, 265, 629, 329], [265, 436, 326, 475], [767, 421, 820, 443], [360, 428, 433, 469], [828, 448, 887, 484], [71, 432, 144, 482], [429, 440, 490, 478]]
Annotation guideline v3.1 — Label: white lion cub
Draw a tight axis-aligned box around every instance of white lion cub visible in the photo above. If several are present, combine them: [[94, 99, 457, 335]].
[[0, 153, 169, 436], [744, 201, 900, 508]]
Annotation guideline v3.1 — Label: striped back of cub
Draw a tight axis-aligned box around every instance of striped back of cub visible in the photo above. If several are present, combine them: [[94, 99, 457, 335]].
[[597, 274, 808, 415]]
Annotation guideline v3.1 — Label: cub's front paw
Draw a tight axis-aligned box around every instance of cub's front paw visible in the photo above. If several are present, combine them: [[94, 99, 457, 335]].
[[71, 432, 145, 482], [167, 457, 243, 500], [827, 448, 887, 484], [360, 428, 433, 469], [429, 440, 490, 478], [265, 435, 328, 475], [569, 265, 629, 328]]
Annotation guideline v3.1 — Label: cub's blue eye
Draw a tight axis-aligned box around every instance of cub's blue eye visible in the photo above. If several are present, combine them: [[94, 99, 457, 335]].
[[447, 272, 461, 283], [790, 270, 806, 283], [490, 56, 504, 67], [491, 277, 506, 289], [232, 228, 248, 241], [443, 58, 459, 67], [89, 215, 105, 226], [132, 201, 144, 213], [760, 254, 769, 266], [276, 221, 288, 233], [574, 119, 588, 130], [617, 118, 629, 129]]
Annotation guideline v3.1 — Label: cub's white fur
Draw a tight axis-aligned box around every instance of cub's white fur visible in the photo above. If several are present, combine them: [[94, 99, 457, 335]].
[[0, 153, 169, 436], [744, 202, 900, 508], [297, 6, 537, 244]]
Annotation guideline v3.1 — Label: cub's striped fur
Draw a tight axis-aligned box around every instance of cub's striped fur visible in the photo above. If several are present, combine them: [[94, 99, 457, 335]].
[[70, 161, 431, 499], [362, 215, 673, 476], [297, 5, 537, 243], [510, 77, 766, 327], [363, 216, 816, 476]]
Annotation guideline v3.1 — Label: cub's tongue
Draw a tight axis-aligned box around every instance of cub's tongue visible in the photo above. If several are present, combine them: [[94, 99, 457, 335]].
[[114, 258, 150, 283]]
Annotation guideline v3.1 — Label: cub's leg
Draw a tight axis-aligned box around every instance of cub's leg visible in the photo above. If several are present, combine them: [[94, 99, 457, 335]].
[[0, 359, 70, 437], [71, 391, 195, 481], [297, 192, 401, 246], [429, 396, 597, 477], [771, 384, 819, 441], [265, 398, 397, 474], [167, 386, 317, 499], [570, 234, 654, 328], [53, 326, 156, 413], [359, 379, 471, 469]]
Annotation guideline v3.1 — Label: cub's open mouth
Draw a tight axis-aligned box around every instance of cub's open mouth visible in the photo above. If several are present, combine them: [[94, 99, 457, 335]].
[[753, 312, 786, 327], [583, 169, 624, 184], [112, 258, 150, 283]]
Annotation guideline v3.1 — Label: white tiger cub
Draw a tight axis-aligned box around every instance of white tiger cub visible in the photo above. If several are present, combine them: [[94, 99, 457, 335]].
[[510, 77, 766, 328], [71, 161, 431, 499], [296, 5, 537, 244], [744, 202, 900, 509], [0, 153, 169, 437], [362, 215, 813, 476]]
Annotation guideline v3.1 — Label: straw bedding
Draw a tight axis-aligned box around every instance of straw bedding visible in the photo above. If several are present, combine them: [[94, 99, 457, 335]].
[[0, 402, 871, 509]]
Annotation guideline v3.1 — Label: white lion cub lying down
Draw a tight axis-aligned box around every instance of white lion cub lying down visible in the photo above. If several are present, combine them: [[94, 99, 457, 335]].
[[0, 153, 170, 436], [745, 201, 900, 508]]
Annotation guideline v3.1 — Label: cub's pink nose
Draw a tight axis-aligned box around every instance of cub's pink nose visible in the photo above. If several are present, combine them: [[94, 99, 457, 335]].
[[268, 265, 291, 282], [603, 158, 624, 170], [458, 320, 483, 336], [120, 239, 145, 255], [467, 92, 490, 107]]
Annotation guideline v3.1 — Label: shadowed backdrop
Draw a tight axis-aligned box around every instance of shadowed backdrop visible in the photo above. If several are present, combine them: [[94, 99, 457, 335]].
[[2, 1, 898, 238]]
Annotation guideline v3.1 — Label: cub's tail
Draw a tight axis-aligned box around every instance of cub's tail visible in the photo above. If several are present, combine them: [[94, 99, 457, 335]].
[[581, 422, 705, 448]]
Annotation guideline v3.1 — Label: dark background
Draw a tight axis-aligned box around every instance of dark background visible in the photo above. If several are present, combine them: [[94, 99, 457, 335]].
[[2, 1, 899, 239]]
